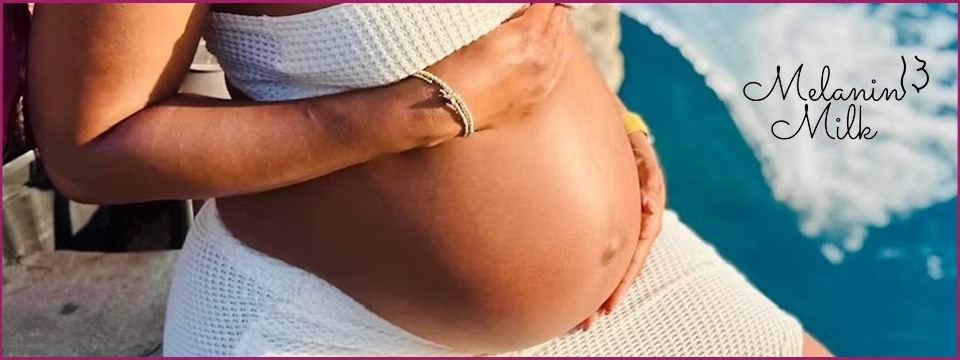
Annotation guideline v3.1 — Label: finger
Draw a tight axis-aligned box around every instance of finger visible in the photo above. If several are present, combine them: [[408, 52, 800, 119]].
[[642, 195, 655, 216], [601, 244, 644, 313], [544, 2, 569, 35], [534, 5, 568, 98], [504, 3, 532, 22], [556, 7, 571, 51], [628, 132, 649, 154], [639, 214, 661, 244], [500, 3, 551, 33], [573, 317, 591, 333], [568, 317, 592, 335], [653, 211, 664, 240], [603, 194, 658, 314], [518, 3, 554, 25], [653, 175, 667, 208], [632, 139, 662, 182], [602, 273, 635, 314], [639, 196, 663, 241], [601, 210, 659, 316], [582, 312, 600, 331]]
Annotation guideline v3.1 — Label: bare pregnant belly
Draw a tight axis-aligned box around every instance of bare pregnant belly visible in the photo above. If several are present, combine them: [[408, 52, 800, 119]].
[[218, 40, 641, 353]]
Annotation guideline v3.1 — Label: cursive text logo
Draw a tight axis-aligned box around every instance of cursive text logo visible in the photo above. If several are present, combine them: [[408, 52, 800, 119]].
[[742, 56, 929, 140]]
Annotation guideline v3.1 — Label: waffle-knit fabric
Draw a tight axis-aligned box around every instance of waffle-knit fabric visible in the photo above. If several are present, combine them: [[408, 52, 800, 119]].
[[204, 3, 530, 101], [163, 202, 803, 356], [164, 4, 805, 356]]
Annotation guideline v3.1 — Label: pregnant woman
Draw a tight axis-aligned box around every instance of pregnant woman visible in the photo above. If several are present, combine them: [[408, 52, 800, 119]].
[[27, 3, 830, 356]]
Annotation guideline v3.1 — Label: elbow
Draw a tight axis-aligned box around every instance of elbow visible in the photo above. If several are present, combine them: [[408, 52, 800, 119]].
[[32, 125, 149, 204], [40, 146, 166, 205], [36, 143, 120, 204], [41, 154, 103, 205], [51, 180, 101, 205], [27, 112, 147, 205]]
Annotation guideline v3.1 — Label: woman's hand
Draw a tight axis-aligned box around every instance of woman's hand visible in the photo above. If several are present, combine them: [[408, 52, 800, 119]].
[[575, 117, 667, 332], [425, 4, 572, 132], [604, 131, 666, 310]]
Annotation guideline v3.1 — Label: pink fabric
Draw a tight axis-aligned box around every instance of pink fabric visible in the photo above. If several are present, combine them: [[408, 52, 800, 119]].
[[4, 3, 30, 155]]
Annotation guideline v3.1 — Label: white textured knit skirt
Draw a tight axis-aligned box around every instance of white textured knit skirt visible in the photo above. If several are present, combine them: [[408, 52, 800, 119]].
[[162, 200, 804, 356]]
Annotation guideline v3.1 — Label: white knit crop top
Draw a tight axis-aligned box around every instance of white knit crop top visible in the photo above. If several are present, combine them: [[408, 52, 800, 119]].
[[203, 3, 587, 101]]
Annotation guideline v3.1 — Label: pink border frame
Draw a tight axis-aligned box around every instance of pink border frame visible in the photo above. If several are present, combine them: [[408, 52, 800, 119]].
[[1, 1, 957, 358]]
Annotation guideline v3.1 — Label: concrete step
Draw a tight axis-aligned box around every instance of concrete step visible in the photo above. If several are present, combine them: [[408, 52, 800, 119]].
[[2, 250, 178, 357], [3, 152, 57, 261]]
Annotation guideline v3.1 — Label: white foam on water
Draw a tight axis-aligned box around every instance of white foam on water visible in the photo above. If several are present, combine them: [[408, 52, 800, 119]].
[[620, 4, 958, 263], [927, 255, 945, 280], [821, 243, 846, 265], [878, 247, 903, 260]]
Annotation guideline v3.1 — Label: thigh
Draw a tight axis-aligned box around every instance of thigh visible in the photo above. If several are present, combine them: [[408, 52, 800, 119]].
[[164, 201, 462, 357], [509, 211, 805, 356]]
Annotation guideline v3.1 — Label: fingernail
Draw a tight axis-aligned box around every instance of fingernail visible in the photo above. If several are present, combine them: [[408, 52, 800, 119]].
[[642, 205, 655, 215]]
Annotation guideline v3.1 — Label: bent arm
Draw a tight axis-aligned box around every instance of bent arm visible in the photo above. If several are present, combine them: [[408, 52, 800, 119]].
[[28, 4, 459, 204]]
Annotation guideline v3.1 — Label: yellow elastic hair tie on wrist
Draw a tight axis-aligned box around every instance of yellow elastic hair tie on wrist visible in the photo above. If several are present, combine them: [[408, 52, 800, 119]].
[[622, 111, 650, 137]]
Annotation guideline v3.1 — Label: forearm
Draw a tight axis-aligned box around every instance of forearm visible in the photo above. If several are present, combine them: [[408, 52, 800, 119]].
[[30, 3, 570, 204], [42, 78, 459, 204]]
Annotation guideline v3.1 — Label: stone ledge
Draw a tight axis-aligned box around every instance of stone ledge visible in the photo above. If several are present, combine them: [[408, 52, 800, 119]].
[[2, 250, 178, 357], [570, 3, 625, 91]]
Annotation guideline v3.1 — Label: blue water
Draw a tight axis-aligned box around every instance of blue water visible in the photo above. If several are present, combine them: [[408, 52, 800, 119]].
[[618, 15, 958, 356]]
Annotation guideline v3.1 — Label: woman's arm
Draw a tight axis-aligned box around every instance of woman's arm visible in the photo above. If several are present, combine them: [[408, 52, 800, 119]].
[[28, 4, 458, 204], [28, 3, 571, 204]]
